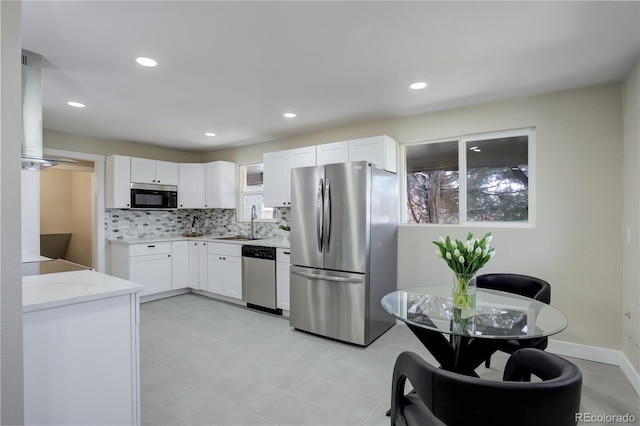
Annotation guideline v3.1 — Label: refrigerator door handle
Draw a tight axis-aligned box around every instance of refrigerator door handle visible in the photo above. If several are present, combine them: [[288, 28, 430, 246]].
[[316, 178, 324, 252], [291, 269, 363, 284], [324, 178, 332, 250]]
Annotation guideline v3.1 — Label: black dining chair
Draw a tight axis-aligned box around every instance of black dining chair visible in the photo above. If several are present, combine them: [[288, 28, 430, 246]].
[[391, 348, 582, 426], [476, 273, 551, 367]]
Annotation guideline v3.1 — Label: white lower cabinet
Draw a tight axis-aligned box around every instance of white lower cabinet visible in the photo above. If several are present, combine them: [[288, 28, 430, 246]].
[[172, 241, 189, 290], [223, 256, 242, 299], [276, 248, 291, 311], [206, 243, 242, 299], [111, 240, 256, 302], [111, 242, 172, 296], [188, 241, 208, 290]]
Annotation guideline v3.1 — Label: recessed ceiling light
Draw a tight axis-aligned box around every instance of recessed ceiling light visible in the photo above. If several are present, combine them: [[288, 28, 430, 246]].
[[283, 112, 297, 118], [67, 101, 85, 108], [409, 81, 427, 90], [205, 132, 216, 137], [136, 57, 157, 67]]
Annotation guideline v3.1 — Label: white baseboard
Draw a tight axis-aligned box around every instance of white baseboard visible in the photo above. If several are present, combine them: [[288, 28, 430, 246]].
[[547, 339, 640, 398], [547, 339, 622, 364], [140, 288, 190, 303]]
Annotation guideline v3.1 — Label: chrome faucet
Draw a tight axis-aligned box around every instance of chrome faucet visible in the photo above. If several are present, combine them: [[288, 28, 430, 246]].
[[250, 205, 257, 239]]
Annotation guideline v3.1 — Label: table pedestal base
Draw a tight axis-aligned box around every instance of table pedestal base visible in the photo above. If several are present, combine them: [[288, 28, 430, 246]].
[[407, 324, 499, 376]]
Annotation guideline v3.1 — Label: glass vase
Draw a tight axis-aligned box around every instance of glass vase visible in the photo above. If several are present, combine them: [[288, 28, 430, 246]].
[[453, 272, 477, 310]]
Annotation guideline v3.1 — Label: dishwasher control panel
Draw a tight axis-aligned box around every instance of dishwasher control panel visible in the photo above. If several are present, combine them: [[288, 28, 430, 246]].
[[242, 245, 276, 260]]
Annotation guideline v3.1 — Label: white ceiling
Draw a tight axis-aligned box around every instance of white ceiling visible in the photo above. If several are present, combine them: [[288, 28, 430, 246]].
[[21, 1, 640, 153]]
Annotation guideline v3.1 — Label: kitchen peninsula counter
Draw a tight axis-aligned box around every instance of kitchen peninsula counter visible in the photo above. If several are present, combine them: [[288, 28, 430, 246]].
[[23, 267, 143, 425], [23, 268, 144, 313]]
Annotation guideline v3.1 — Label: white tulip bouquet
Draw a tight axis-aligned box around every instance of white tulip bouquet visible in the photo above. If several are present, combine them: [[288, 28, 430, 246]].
[[433, 232, 495, 309], [433, 232, 495, 275]]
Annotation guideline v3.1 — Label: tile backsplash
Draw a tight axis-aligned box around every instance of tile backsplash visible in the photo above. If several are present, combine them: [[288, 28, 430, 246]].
[[106, 208, 290, 240]]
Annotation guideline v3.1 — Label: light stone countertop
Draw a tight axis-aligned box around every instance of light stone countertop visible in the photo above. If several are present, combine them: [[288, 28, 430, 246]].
[[107, 235, 291, 249], [23, 269, 144, 313]]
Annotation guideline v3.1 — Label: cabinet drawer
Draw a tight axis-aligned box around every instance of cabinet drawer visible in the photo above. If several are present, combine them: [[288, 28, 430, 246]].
[[207, 242, 241, 257], [129, 242, 172, 256], [276, 248, 291, 263]]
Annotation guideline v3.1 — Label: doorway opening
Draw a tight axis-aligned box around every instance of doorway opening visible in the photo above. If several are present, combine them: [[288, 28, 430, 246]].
[[43, 149, 106, 272], [40, 159, 95, 268]]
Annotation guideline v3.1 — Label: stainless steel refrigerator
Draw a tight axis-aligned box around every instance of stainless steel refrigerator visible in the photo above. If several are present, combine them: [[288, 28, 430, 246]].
[[289, 161, 398, 346]]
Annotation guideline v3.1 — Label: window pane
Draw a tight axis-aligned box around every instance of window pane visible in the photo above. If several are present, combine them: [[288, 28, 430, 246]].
[[405, 141, 459, 224], [241, 194, 276, 220], [466, 135, 528, 222], [244, 164, 264, 192]]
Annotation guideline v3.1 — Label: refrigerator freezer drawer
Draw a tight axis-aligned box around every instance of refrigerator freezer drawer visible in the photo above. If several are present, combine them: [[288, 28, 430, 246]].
[[289, 265, 368, 345]]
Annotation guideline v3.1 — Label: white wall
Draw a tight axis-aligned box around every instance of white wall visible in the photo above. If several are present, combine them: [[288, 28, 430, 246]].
[[622, 59, 640, 374], [0, 1, 24, 423], [21, 170, 40, 255], [44, 129, 201, 163]]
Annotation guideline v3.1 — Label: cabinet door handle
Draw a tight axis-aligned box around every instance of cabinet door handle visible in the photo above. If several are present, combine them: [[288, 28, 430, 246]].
[[283, 251, 290, 255], [148, 245, 155, 248], [168, 254, 171, 257]]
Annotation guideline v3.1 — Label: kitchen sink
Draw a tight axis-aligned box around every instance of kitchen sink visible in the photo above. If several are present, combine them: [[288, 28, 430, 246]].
[[214, 236, 264, 241], [182, 232, 204, 237]]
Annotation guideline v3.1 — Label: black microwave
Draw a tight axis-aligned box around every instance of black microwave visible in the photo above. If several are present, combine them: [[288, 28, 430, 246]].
[[130, 183, 178, 209]]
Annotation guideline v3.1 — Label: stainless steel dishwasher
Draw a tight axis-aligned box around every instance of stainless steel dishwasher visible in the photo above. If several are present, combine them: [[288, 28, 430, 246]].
[[241, 246, 280, 314]]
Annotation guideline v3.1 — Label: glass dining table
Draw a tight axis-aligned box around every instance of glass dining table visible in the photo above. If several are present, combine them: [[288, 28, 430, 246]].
[[381, 286, 568, 376]]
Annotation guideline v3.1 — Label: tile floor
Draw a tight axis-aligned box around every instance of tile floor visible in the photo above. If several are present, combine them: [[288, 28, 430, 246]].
[[140, 294, 639, 426]]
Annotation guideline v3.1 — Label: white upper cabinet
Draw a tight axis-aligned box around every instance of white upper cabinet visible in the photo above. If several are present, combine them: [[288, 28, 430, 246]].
[[205, 161, 236, 209], [130, 157, 179, 185], [178, 163, 205, 209], [263, 151, 289, 207], [106, 155, 131, 209], [316, 141, 349, 166], [155, 160, 180, 185], [348, 135, 397, 173], [290, 146, 318, 169], [179, 161, 236, 209], [263, 146, 316, 207]]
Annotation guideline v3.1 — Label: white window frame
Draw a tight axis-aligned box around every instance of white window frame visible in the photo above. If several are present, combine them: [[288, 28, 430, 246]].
[[237, 162, 277, 223], [401, 128, 536, 228]]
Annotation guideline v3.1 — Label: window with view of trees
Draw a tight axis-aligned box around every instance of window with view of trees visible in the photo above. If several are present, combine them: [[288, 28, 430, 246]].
[[404, 129, 533, 225]]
